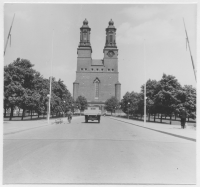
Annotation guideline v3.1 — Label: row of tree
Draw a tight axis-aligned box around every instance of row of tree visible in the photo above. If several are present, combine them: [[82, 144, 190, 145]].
[[4, 58, 88, 120], [104, 74, 196, 120], [4, 58, 196, 121]]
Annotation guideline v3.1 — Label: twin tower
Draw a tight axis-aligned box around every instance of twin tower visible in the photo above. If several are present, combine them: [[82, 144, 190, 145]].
[[73, 19, 121, 109]]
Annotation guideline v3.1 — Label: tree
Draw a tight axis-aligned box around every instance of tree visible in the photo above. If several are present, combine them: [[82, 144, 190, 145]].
[[120, 92, 130, 114], [120, 92, 141, 116], [176, 85, 196, 120], [140, 79, 159, 120], [75, 95, 88, 111], [105, 96, 119, 115], [4, 58, 36, 120], [183, 85, 196, 120], [120, 73, 196, 123], [56, 79, 73, 114], [4, 58, 74, 120], [32, 73, 49, 117], [15, 59, 39, 120], [154, 74, 182, 119]]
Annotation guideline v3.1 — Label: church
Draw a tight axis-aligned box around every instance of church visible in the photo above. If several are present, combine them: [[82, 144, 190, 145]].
[[73, 19, 121, 110]]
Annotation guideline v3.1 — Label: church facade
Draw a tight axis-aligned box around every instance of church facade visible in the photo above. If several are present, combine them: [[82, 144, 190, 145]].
[[73, 19, 121, 110]]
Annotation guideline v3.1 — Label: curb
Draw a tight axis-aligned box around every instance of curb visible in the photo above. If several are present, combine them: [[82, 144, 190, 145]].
[[110, 117, 196, 142], [4, 116, 83, 136], [4, 123, 55, 136]]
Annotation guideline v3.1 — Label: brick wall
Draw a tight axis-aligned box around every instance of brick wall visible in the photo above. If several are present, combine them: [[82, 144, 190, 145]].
[[74, 46, 121, 103], [74, 71, 119, 102]]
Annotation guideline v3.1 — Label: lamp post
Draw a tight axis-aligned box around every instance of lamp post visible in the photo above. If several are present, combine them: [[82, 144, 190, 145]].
[[119, 105, 121, 117], [72, 104, 74, 115], [128, 102, 130, 119], [144, 96, 147, 126], [47, 94, 50, 124], [47, 30, 54, 124], [63, 100, 65, 117], [165, 79, 173, 124], [144, 38, 146, 127]]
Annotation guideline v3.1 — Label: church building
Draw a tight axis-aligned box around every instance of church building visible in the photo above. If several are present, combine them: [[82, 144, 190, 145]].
[[73, 19, 121, 110]]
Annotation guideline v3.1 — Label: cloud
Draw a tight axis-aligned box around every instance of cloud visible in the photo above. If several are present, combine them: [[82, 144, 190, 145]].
[[117, 4, 196, 45], [117, 22, 131, 34], [120, 5, 163, 22], [117, 19, 177, 45]]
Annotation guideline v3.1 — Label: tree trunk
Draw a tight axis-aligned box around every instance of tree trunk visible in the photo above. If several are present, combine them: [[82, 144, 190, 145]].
[[38, 113, 39, 118], [160, 114, 162, 123], [188, 117, 189, 122], [154, 113, 156, 122], [148, 113, 150, 121], [18, 108, 20, 116], [170, 115, 172, 124], [31, 109, 32, 120], [21, 108, 25, 120], [175, 114, 176, 120], [4, 107, 6, 118], [9, 106, 13, 121]]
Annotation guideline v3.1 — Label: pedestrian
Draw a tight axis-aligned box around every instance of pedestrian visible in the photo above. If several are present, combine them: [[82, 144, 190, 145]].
[[67, 110, 73, 123], [180, 108, 187, 129]]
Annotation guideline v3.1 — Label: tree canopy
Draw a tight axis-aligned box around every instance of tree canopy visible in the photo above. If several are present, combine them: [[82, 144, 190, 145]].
[[120, 74, 196, 119], [105, 96, 119, 114], [4, 58, 73, 120], [75, 95, 88, 111]]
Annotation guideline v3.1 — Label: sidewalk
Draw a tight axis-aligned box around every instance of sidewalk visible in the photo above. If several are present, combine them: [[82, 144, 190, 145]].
[[110, 116, 196, 142], [3, 116, 82, 135]]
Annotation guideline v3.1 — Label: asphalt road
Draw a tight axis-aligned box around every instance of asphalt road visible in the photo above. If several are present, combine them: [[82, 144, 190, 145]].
[[3, 116, 196, 184]]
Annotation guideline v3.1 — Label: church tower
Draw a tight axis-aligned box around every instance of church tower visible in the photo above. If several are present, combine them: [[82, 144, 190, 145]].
[[103, 19, 121, 100], [78, 18, 92, 57], [104, 19, 118, 59], [73, 19, 121, 109]]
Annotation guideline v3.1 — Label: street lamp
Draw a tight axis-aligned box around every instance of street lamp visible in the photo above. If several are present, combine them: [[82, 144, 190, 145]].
[[47, 94, 50, 124], [77, 105, 81, 116], [71, 104, 74, 114], [128, 102, 130, 119], [119, 105, 121, 117], [63, 100, 65, 117], [165, 79, 173, 124]]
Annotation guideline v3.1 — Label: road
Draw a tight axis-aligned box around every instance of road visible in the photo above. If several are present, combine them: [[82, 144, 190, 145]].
[[3, 116, 196, 184]]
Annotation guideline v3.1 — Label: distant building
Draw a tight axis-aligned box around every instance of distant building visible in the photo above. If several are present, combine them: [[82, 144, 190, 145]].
[[73, 19, 121, 110]]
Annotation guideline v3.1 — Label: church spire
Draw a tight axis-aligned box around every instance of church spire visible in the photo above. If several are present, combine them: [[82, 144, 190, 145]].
[[79, 19, 91, 48], [104, 19, 117, 48]]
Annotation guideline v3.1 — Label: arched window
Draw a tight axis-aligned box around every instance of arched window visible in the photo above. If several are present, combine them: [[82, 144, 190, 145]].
[[110, 35, 112, 43], [83, 33, 87, 41], [94, 78, 100, 99]]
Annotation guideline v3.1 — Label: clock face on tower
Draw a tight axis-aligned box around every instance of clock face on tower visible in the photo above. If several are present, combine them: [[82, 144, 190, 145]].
[[107, 51, 114, 57]]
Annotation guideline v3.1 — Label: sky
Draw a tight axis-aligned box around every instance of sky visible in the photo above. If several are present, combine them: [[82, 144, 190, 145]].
[[4, 3, 197, 98]]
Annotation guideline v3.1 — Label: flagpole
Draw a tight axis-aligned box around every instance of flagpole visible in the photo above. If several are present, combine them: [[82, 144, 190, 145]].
[[144, 39, 146, 127], [183, 18, 196, 82], [48, 30, 54, 124], [4, 13, 15, 56]]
